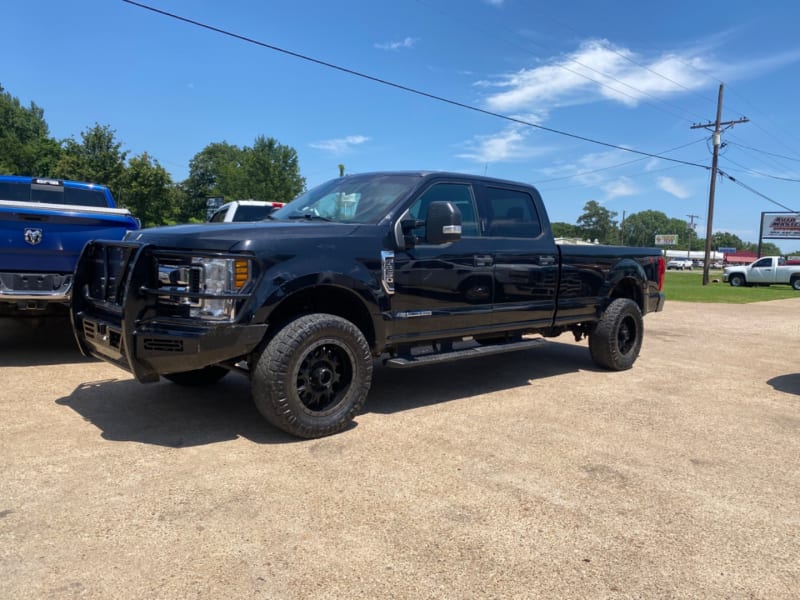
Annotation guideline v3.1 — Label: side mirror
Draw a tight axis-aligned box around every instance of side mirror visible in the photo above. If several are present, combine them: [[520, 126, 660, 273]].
[[426, 201, 462, 245]]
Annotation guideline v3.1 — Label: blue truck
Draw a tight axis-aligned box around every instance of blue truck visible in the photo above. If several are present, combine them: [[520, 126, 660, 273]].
[[0, 175, 139, 317]]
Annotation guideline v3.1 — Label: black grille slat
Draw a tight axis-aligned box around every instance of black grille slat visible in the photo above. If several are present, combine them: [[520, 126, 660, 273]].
[[142, 338, 183, 352]]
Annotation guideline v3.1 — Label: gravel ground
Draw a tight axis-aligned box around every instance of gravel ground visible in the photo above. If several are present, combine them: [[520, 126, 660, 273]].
[[1, 299, 799, 599]]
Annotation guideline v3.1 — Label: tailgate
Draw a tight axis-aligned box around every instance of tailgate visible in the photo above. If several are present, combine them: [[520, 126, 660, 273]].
[[0, 204, 138, 273]]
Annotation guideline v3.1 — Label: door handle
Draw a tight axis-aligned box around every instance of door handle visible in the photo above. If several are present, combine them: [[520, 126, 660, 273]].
[[474, 255, 494, 267], [538, 255, 556, 266]]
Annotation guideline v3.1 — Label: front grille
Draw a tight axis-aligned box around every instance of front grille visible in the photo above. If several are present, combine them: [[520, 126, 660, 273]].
[[142, 338, 184, 352], [84, 243, 138, 308]]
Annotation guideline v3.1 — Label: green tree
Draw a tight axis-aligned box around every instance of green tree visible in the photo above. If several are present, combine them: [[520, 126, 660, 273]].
[[182, 141, 242, 221], [551, 222, 580, 239], [0, 83, 61, 175], [240, 135, 305, 202], [712, 231, 745, 250], [576, 200, 618, 244], [741, 241, 783, 256], [54, 123, 128, 192], [117, 152, 175, 228], [182, 136, 305, 221], [621, 210, 673, 248]]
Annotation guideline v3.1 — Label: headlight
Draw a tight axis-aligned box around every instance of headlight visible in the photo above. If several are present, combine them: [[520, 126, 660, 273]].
[[155, 255, 253, 321]]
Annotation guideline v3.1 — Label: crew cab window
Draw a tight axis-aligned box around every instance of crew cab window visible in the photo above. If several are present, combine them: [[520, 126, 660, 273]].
[[407, 183, 478, 240], [753, 258, 772, 268], [480, 187, 541, 238]]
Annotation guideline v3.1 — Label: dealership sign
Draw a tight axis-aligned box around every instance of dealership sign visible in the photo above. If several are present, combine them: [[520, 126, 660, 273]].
[[762, 212, 800, 239], [655, 234, 678, 246]]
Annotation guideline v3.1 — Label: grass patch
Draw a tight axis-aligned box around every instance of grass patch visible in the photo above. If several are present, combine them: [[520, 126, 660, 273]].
[[664, 270, 800, 303]]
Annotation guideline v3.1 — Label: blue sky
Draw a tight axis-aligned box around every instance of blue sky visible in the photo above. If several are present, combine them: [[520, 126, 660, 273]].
[[3, 0, 800, 252]]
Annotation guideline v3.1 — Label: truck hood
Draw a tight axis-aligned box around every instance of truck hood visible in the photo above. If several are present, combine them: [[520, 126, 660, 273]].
[[126, 220, 363, 252]]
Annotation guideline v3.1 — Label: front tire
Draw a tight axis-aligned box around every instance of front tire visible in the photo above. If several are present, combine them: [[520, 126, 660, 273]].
[[792, 277, 800, 291], [589, 298, 644, 371], [729, 274, 745, 287], [252, 313, 372, 438]]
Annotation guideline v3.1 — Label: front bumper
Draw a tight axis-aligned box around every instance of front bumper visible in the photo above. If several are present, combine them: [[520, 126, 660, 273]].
[[0, 272, 72, 303], [71, 240, 266, 383]]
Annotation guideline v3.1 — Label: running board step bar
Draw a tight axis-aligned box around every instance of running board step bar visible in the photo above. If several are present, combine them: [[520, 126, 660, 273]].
[[384, 338, 545, 369]]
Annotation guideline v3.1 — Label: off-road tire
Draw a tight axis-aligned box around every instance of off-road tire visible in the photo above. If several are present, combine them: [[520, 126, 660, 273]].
[[589, 298, 644, 371], [729, 274, 746, 287], [252, 313, 372, 438], [163, 365, 229, 386]]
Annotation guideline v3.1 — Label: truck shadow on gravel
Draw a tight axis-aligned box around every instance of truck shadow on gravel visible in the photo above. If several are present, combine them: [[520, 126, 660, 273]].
[[0, 316, 90, 366], [56, 340, 597, 447], [767, 373, 800, 396]]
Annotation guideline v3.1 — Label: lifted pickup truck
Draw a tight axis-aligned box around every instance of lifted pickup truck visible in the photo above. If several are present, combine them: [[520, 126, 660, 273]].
[[723, 256, 800, 290], [1, 175, 139, 317], [71, 171, 665, 438]]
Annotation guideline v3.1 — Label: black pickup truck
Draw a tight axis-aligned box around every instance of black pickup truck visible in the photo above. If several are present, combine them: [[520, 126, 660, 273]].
[[71, 171, 665, 438]]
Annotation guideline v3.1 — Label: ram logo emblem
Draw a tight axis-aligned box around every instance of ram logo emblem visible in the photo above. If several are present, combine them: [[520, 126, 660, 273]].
[[24, 228, 43, 246]]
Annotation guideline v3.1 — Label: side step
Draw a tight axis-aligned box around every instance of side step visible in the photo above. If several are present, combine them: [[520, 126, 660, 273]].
[[384, 337, 545, 369]]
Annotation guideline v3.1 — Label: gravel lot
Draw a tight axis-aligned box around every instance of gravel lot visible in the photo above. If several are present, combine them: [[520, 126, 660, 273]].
[[1, 299, 799, 599]]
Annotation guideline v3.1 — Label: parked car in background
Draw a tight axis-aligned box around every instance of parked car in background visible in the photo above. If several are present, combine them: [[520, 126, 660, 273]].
[[667, 258, 693, 270], [208, 200, 285, 223], [0, 175, 139, 317], [723, 256, 800, 290]]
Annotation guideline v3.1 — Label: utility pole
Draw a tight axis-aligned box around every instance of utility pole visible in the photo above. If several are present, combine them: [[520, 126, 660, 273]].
[[686, 214, 699, 259], [690, 83, 749, 285]]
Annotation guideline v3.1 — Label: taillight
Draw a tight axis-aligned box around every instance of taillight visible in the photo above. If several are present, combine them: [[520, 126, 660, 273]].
[[657, 256, 666, 291]]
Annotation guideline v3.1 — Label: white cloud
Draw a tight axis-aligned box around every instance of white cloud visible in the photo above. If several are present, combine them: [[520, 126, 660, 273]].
[[374, 37, 417, 51], [310, 135, 370, 153], [482, 39, 717, 113], [657, 176, 691, 199], [484, 0, 504, 5], [603, 177, 639, 199], [456, 126, 548, 163]]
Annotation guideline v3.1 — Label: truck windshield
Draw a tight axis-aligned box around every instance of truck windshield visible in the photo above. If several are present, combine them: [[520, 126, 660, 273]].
[[271, 174, 420, 224]]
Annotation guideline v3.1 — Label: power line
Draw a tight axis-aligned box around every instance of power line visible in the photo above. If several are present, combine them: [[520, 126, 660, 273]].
[[718, 169, 797, 213], [725, 139, 800, 164], [121, 0, 710, 171], [719, 155, 800, 183], [415, 0, 706, 125]]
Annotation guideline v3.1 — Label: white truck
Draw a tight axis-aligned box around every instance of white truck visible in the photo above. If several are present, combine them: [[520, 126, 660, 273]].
[[207, 200, 285, 223], [723, 256, 800, 290]]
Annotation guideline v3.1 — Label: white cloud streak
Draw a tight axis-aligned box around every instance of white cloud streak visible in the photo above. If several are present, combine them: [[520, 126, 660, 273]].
[[481, 39, 720, 112], [374, 37, 418, 51], [456, 126, 549, 163], [657, 176, 691, 199], [310, 135, 370, 153]]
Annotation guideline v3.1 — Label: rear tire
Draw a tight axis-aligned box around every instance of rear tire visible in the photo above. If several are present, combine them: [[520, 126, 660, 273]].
[[252, 313, 372, 438], [163, 365, 229, 386], [589, 298, 643, 371]]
